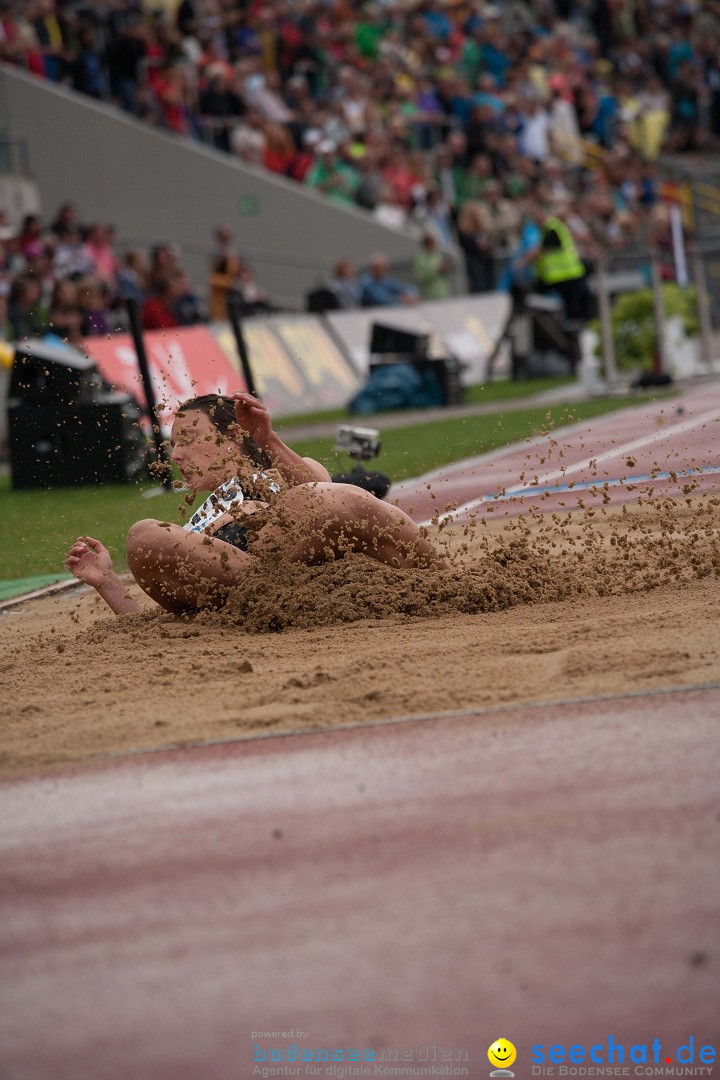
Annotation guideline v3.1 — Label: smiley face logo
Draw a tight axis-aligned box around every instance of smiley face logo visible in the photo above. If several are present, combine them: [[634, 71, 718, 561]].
[[488, 1039, 517, 1070]]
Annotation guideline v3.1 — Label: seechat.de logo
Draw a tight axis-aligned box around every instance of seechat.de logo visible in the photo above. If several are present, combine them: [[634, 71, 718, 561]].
[[532, 1038, 717, 1068]]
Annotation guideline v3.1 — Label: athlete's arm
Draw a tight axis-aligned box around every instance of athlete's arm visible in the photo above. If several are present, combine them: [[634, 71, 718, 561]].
[[231, 392, 331, 486], [65, 536, 141, 615]]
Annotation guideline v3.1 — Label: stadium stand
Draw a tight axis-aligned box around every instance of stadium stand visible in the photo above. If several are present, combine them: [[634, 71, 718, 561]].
[[1, 0, 719, 334], [1, 0, 719, 268]]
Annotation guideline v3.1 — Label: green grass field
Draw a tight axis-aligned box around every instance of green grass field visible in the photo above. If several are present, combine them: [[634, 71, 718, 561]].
[[274, 376, 574, 430], [1, 389, 667, 580]]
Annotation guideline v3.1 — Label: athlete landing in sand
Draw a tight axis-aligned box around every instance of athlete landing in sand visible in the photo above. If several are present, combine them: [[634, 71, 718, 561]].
[[65, 392, 443, 616]]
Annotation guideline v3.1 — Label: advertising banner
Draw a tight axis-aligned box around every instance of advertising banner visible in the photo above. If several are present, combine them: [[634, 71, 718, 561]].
[[83, 326, 243, 427], [85, 318, 361, 423], [213, 321, 304, 417], [80, 296, 505, 427], [213, 316, 360, 417], [270, 315, 360, 404], [325, 293, 512, 383]]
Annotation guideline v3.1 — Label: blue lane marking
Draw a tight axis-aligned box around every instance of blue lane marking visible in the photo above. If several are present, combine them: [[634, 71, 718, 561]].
[[482, 464, 720, 505]]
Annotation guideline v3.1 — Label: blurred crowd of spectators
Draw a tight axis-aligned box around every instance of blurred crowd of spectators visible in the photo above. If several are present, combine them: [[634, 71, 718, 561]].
[[0, 200, 437, 352], [0, 191, 694, 354], [0, 202, 209, 345], [2, 0, 719, 271], [1, 0, 718, 339]]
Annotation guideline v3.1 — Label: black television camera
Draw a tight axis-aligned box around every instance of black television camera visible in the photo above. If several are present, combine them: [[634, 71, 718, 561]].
[[331, 424, 390, 499]]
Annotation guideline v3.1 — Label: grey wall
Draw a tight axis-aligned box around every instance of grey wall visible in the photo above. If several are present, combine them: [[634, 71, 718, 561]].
[[0, 64, 421, 307]]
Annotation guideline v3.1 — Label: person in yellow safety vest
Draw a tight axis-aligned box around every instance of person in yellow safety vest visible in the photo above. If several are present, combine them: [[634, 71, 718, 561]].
[[535, 216, 586, 286], [531, 209, 592, 321]]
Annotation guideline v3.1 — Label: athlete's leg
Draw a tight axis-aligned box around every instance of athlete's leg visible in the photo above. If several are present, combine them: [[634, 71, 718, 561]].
[[126, 519, 253, 613], [252, 482, 444, 568]]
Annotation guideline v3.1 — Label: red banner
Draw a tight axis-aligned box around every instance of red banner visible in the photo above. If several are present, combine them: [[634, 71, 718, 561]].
[[83, 327, 244, 427]]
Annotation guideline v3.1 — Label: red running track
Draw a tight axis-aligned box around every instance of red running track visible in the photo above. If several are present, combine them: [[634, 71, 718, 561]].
[[0, 686, 718, 1079], [392, 381, 720, 523]]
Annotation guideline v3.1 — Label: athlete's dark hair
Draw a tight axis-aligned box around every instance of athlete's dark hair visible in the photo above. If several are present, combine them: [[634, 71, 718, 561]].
[[176, 394, 272, 469]]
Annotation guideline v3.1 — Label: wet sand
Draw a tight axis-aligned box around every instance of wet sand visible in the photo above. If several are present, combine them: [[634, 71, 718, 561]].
[[2, 496, 719, 775]]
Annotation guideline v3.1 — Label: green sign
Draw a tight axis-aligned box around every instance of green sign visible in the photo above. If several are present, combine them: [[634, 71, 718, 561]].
[[238, 194, 260, 217]]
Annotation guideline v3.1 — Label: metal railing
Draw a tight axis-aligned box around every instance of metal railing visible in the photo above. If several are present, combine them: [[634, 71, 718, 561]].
[[655, 159, 720, 235], [553, 130, 720, 234], [552, 130, 609, 171]]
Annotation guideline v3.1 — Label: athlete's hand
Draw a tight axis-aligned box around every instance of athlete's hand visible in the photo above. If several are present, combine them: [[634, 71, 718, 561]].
[[230, 391, 273, 447], [65, 536, 114, 588]]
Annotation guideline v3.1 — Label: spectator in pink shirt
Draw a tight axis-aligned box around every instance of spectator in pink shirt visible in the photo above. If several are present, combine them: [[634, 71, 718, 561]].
[[86, 223, 118, 290]]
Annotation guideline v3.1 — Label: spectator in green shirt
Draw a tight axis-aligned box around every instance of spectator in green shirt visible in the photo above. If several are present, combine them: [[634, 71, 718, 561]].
[[413, 233, 453, 301], [455, 153, 493, 208], [355, 10, 387, 60], [305, 142, 359, 205]]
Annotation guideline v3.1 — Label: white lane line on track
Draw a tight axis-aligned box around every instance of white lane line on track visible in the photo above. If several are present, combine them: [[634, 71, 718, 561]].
[[420, 405, 720, 527]]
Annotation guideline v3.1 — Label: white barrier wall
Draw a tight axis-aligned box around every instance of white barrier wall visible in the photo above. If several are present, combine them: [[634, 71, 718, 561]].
[[0, 64, 420, 307], [326, 293, 512, 382]]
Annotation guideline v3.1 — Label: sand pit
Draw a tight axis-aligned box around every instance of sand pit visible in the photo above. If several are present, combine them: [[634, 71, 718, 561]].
[[2, 492, 719, 775]]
